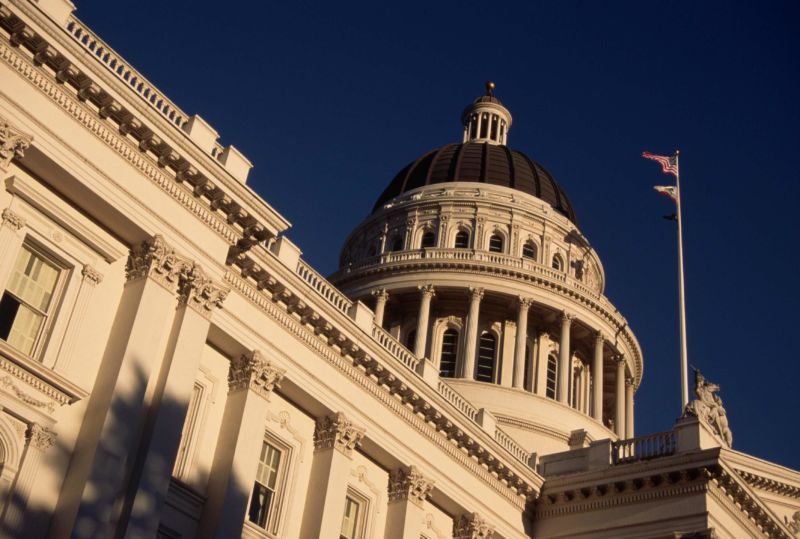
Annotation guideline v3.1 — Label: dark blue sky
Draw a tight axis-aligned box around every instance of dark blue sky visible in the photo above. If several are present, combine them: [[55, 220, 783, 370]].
[[76, 1, 799, 469]]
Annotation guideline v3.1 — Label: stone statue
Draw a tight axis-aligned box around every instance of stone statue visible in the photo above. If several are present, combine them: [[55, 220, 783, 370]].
[[684, 368, 733, 447]]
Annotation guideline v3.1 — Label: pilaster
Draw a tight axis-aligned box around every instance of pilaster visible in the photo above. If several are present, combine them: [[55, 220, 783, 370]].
[[0, 208, 26, 292], [453, 512, 494, 539], [199, 351, 286, 538], [385, 466, 435, 539]]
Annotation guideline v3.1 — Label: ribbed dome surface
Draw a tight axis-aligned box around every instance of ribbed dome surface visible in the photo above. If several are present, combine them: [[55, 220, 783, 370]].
[[372, 142, 578, 224]]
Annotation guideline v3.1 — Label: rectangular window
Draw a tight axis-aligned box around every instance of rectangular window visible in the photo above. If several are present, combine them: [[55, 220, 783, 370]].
[[339, 496, 361, 539], [0, 244, 62, 357], [248, 441, 282, 529], [172, 382, 204, 480]]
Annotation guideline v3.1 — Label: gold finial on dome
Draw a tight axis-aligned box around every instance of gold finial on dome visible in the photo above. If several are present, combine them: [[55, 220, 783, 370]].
[[486, 81, 495, 97]]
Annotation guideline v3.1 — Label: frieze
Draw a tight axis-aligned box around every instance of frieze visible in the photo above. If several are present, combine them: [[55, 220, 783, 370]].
[[0, 375, 55, 413]]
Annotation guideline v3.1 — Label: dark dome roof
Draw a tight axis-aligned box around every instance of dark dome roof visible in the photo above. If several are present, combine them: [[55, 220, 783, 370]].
[[372, 142, 578, 224]]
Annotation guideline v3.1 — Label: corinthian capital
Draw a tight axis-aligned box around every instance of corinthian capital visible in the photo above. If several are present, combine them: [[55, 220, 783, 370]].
[[388, 466, 435, 507], [81, 265, 104, 286], [125, 235, 190, 290], [468, 287, 484, 301], [27, 423, 56, 451], [228, 350, 286, 400], [1, 208, 26, 231], [518, 296, 534, 309], [0, 118, 33, 171], [178, 264, 229, 318], [314, 412, 365, 457], [453, 512, 494, 539], [372, 287, 390, 301], [419, 284, 435, 298]]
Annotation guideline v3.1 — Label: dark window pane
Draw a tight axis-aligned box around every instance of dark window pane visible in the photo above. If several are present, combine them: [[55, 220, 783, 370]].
[[476, 333, 496, 382], [421, 232, 435, 248], [0, 293, 21, 341], [522, 243, 536, 259], [454, 231, 470, 249], [248, 482, 273, 528], [440, 329, 458, 377], [489, 235, 503, 253]]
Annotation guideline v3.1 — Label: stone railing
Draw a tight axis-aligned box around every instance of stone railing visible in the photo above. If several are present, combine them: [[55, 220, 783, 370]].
[[495, 427, 530, 464], [296, 259, 353, 314], [612, 431, 676, 465], [437, 380, 479, 422], [65, 16, 189, 130], [370, 324, 418, 371]]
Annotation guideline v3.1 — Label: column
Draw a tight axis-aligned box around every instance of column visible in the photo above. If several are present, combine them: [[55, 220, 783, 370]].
[[453, 512, 495, 539], [3, 424, 56, 537], [299, 412, 366, 539], [199, 352, 286, 538], [372, 288, 389, 327], [558, 312, 574, 403], [462, 287, 483, 379], [592, 332, 604, 421], [413, 285, 435, 358], [534, 330, 550, 397], [385, 466, 435, 539], [615, 355, 626, 438], [71, 236, 187, 539], [0, 208, 26, 290], [626, 379, 635, 438], [513, 298, 533, 389], [499, 320, 516, 387], [123, 266, 228, 538]]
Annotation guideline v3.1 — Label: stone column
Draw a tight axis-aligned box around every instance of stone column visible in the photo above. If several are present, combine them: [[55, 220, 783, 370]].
[[124, 267, 227, 538], [372, 288, 389, 327], [385, 466, 435, 539], [592, 332, 604, 421], [462, 287, 484, 379], [534, 330, 550, 397], [414, 285, 435, 358], [299, 412, 366, 539], [499, 320, 516, 387], [558, 312, 574, 404], [615, 355, 626, 438], [453, 512, 495, 539], [3, 424, 56, 537], [199, 351, 286, 538], [71, 236, 189, 539], [513, 298, 533, 389], [626, 379, 635, 438], [0, 208, 26, 290]]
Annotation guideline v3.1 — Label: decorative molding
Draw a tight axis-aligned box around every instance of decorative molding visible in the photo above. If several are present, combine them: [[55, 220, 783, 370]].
[[1, 208, 25, 231], [388, 466, 435, 508], [26, 423, 56, 451], [0, 343, 82, 406], [734, 469, 800, 500], [350, 465, 383, 514], [453, 512, 494, 539], [313, 412, 365, 458], [81, 264, 103, 286], [0, 375, 55, 413], [228, 350, 285, 400], [177, 263, 229, 318], [423, 514, 449, 539], [0, 115, 32, 171], [265, 410, 307, 463]]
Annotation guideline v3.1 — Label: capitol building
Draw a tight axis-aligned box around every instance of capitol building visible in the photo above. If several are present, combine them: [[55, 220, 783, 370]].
[[0, 1, 798, 537]]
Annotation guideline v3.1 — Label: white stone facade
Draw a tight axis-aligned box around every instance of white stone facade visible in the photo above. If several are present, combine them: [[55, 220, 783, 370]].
[[0, 1, 797, 538]]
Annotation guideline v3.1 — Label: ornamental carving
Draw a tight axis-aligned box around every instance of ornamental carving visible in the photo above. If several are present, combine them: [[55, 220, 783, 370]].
[[683, 368, 733, 447], [27, 423, 56, 451], [787, 511, 800, 535], [468, 287, 484, 301], [453, 512, 494, 539], [81, 265, 104, 286], [228, 350, 286, 400], [388, 466, 435, 507], [0, 117, 33, 171], [313, 412, 365, 457], [372, 288, 389, 301], [419, 284, 435, 298], [178, 263, 229, 318], [1, 208, 25, 231]]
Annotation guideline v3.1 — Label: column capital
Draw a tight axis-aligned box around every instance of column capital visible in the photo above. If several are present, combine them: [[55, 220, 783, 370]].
[[1, 208, 25, 231], [81, 264, 104, 286], [372, 287, 390, 301], [614, 353, 626, 366], [453, 512, 494, 539], [468, 287, 484, 301], [26, 423, 56, 452], [314, 412, 365, 458], [626, 377, 634, 388], [178, 264, 229, 318], [0, 117, 33, 171], [561, 311, 575, 324], [594, 330, 605, 344], [419, 284, 436, 298], [228, 350, 286, 400], [126, 234, 187, 287], [388, 466, 435, 508], [518, 296, 534, 309]]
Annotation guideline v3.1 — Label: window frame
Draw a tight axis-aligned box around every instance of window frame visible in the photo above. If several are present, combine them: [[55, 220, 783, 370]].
[[522, 241, 537, 261], [552, 254, 564, 272], [244, 432, 293, 536], [453, 229, 471, 249], [475, 330, 498, 383], [488, 233, 504, 253], [339, 487, 370, 539], [0, 240, 70, 360], [438, 327, 459, 378]]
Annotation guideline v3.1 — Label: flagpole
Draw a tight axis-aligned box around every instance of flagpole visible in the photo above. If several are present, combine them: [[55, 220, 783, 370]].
[[675, 149, 689, 410]]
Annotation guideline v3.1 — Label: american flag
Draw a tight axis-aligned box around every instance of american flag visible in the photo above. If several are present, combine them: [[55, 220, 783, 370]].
[[642, 151, 678, 177]]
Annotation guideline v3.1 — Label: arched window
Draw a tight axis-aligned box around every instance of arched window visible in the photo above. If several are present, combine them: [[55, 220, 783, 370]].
[[552, 254, 564, 271], [546, 354, 558, 399], [390, 236, 403, 252], [454, 230, 470, 249], [476, 332, 497, 382], [405, 329, 417, 351], [439, 329, 459, 378], [488, 234, 503, 253], [421, 230, 435, 248], [522, 241, 537, 260]]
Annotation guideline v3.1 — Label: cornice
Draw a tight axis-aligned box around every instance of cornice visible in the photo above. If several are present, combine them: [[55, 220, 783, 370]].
[[734, 469, 800, 499]]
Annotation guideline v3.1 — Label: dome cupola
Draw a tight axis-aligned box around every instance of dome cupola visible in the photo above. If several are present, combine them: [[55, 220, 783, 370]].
[[461, 81, 512, 145]]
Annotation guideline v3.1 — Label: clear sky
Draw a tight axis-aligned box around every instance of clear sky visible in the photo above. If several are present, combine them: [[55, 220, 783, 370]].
[[74, 1, 799, 470]]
